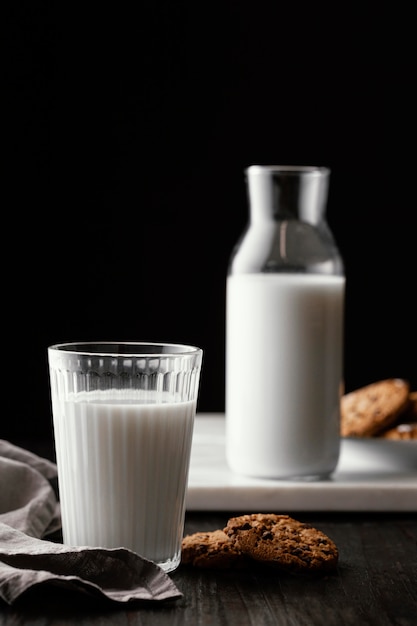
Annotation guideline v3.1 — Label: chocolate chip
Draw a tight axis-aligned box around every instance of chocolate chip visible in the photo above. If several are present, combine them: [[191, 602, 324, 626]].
[[262, 531, 273, 540]]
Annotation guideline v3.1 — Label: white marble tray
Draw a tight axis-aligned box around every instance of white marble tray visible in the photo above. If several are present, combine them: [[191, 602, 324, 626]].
[[186, 414, 417, 512]]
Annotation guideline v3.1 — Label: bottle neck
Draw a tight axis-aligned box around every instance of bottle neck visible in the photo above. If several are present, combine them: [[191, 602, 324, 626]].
[[246, 165, 330, 225]]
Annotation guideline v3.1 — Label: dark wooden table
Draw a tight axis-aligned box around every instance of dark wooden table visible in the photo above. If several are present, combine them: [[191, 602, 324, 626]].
[[1, 511, 416, 625]]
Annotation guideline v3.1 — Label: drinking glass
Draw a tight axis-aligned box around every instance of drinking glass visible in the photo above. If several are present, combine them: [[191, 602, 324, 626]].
[[48, 341, 203, 572]]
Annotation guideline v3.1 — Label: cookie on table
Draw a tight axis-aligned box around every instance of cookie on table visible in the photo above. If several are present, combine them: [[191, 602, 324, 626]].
[[223, 513, 338, 574], [181, 529, 248, 569], [340, 378, 410, 437]]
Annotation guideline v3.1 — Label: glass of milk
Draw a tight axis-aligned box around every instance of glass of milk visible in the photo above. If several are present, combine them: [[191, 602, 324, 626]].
[[48, 341, 203, 573]]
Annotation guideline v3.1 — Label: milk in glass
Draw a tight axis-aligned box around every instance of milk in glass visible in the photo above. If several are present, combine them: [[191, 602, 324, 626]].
[[53, 390, 195, 569]]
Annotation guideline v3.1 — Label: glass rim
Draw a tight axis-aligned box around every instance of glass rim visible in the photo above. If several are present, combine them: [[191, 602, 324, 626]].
[[48, 341, 203, 358], [245, 165, 330, 176]]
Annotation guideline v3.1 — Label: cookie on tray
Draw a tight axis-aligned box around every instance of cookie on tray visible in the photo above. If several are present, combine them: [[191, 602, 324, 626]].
[[223, 513, 338, 574], [378, 422, 417, 440], [340, 378, 410, 437], [181, 529, 248, 569]]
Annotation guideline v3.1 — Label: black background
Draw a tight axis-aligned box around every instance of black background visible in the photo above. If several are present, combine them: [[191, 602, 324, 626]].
[[4, 2, 416, 440]]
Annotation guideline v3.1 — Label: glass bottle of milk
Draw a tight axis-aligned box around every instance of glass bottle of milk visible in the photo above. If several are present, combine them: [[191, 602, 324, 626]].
[[226, 165, 345, 479]]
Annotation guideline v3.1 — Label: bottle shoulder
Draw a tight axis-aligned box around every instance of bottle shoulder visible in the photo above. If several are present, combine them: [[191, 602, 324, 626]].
[[228, 220, 344, 276]]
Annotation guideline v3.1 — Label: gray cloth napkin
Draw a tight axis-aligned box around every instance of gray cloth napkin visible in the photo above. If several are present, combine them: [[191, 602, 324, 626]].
[[0, 439, 182, 605]]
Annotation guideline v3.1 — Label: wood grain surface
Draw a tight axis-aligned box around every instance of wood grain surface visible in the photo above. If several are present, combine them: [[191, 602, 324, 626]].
[[1, 512, 416, 625]]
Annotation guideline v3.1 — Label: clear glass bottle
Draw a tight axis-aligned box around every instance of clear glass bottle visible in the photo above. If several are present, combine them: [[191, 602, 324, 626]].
[[225, 165, 345, 479]]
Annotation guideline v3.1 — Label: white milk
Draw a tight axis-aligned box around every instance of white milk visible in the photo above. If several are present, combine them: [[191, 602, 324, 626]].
[[226, 272, 345, 479], [52, 390, 195, 571]]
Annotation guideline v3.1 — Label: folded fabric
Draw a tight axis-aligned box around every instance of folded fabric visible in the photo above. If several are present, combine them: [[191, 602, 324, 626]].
[[0, 441, 60, 539], [0, 439, 182, 605]]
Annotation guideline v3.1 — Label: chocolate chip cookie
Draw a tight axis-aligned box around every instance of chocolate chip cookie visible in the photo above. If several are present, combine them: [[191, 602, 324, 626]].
[[181, 529, 248, 569], [340, 378, 410, 437], [379, 422, 417, 440], [223, 513, 338, 574]]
